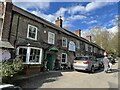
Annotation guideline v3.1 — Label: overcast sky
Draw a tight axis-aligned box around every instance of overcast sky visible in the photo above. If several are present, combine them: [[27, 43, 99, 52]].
[[12, 0, 119, 37]]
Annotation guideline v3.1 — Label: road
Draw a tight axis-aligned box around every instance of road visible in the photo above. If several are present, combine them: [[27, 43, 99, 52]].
[[19, 62, 118, 89]]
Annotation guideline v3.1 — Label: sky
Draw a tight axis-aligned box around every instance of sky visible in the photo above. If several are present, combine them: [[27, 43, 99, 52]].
[[12, 0, 119, 37]]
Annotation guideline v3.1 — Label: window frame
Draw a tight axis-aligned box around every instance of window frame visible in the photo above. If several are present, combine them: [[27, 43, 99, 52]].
[[61, 53, 67, 64], [17, 46, 43, 64], [85, 43, 88, 51], [62, 37, 67, 47], [27, 24, 38, 40], [76, 40, 80, 49], [48, 32, 55, 44]]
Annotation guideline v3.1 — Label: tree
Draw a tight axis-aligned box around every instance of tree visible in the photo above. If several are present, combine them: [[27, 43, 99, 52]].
[[84, 26, 118, 55]]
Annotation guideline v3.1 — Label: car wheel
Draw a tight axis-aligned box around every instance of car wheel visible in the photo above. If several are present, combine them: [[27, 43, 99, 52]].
[[91, 66, 95, 73]]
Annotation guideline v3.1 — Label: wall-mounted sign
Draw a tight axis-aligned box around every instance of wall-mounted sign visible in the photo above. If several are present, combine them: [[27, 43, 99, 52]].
[[68, 41, 75, 51]]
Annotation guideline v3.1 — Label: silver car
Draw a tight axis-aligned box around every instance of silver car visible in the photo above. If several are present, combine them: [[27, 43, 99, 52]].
[[73, 56, 100, 73]]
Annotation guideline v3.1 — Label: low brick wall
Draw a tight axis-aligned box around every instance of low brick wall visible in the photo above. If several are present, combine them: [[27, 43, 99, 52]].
[[23, 64, 41, 75]]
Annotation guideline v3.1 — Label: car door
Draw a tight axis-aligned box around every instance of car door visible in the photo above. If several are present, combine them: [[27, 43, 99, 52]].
[[94, 60, 100, 69]]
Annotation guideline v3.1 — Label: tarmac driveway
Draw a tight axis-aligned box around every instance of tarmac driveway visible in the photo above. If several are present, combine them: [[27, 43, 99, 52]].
[[18, 62, 119, 89]]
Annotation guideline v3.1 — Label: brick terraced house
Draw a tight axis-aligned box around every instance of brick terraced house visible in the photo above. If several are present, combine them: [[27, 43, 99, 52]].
[[0, 2, 104, 74]]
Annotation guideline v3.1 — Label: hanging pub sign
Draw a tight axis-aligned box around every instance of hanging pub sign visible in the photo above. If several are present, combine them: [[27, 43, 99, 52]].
[[68, 41, 76, 51]]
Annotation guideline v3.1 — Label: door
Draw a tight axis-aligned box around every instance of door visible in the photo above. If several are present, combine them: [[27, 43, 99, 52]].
[[46, 54, 54, 70]]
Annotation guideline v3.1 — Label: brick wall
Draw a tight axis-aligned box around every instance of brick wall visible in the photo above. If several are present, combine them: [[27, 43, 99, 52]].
[[0, 2, 4, 17], [2, 2, 12, 41]]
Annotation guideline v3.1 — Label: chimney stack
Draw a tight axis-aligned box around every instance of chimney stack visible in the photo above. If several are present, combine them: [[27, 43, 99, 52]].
[[75, 29, 81, 37], [55, 16, 62, 28], [86, 35, 92, 42]]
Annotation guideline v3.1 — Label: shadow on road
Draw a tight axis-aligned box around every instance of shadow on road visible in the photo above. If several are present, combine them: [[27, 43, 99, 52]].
[[106, 69, 119, 73], [15, 71, 63, 90]]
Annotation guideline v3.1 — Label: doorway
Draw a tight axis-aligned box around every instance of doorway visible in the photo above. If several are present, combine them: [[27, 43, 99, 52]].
[[46, 54, 54, 70]]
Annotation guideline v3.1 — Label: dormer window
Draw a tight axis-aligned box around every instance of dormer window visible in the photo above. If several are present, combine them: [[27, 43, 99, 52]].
[[27, 24, 37, 40]]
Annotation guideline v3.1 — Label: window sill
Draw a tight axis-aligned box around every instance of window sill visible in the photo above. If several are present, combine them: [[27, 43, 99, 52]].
[[23, 63, 41, 65]]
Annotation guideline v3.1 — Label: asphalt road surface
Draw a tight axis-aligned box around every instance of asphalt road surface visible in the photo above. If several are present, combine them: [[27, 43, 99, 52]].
[[19, 62, 119, 89]]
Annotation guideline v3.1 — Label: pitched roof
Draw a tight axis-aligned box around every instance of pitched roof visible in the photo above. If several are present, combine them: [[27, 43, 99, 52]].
[[0, 41, 14, 48]]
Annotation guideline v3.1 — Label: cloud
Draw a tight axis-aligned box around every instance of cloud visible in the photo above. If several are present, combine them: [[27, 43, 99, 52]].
[[11, 0, 120, 2], [85, 2, 108, 12], [55, 7, 67, 21], [12, 1, 50, 11], [67, 15, 87, 21], [31, 10, 55, 23], [68, 5, 85, 14], [107, 25, 118, 34], [88, 20, 97, 24]]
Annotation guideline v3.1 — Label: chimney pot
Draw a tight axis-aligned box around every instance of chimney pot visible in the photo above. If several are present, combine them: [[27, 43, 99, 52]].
[[75, 29, 81, 37], [86, 35, 92, 42], [55, 16, 62, 28]]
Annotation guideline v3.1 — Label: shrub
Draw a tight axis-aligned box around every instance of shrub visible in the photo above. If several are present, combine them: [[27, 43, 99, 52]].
[[1, 56, 23, 77]]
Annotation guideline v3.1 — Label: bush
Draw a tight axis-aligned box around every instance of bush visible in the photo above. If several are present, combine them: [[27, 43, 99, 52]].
[[1, 56, 23, 77]]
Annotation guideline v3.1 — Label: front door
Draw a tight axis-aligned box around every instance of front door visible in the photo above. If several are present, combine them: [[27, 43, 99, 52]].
[[46, 54, 54, 70]]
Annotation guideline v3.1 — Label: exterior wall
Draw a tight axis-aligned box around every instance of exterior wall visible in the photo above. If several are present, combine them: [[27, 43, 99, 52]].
[[0, 2, 4, 16], [0, 19, 2, 40], [0, 2, 3, 40], [2, 2, 105, 73], [2, 2, 13, 41]]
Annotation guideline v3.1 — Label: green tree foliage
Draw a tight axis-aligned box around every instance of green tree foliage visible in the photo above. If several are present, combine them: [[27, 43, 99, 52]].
[[0, 56, 23, 77]]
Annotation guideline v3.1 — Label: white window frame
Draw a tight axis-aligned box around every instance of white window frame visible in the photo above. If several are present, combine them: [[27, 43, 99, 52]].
[[48, 32, 55, 44], [94, 47, 96, 53], [85, 43, 88, 51], [90, 46, 93, 52], [27, 24, 38, 40], [61, 53, 67, 64], [62, 37, 67, 47], [17, 46, 43, 64], [76, 40, 80, 49]]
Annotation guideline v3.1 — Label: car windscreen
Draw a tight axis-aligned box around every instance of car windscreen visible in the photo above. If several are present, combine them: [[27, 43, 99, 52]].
[[74, 57, 88, 60]]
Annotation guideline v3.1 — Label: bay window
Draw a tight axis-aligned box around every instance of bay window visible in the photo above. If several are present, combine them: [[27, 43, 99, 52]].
[[17, 47, 42, 64]]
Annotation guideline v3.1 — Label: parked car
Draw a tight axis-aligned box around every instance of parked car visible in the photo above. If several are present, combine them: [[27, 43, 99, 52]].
[[73, 56, 100, 73], [96, 58, 104, 68], [0, 84, 22, 90], [108, 57, 115, 64]]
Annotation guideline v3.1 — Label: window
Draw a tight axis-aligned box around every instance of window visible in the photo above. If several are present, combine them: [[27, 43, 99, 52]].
[[94, 47, 96, 53], [19, 48, 27, 62], [90, 46, 93, 52], [29, 49, 40, 63], [48, 32, 55, 44], [76, 40, 80, 49], [85, 44, 88, 51], [27, 24, 37, 40], [61, 53, 67, 63], [62, 37, 67, 47], [17, 47, 42, 64]]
